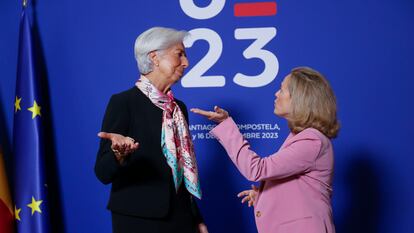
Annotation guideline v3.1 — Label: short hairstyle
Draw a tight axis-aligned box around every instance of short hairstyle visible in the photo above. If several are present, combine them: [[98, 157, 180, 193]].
[[134, 27, 189, 74], [287, 67, 340, 138]]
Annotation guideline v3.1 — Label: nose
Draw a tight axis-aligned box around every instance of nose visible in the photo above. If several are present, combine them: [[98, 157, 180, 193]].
[[181, 56, 189, 68], [275, 90, 280, 97]]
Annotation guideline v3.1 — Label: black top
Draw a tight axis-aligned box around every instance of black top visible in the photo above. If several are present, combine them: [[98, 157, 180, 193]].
[[95, 87, 202, 222]]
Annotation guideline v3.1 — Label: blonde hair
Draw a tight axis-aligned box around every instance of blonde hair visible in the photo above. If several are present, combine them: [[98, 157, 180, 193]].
[[287, 67, 340, 138]]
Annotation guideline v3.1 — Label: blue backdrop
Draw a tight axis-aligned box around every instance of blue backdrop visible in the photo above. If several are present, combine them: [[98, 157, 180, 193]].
[[1, 1, 414, 233]]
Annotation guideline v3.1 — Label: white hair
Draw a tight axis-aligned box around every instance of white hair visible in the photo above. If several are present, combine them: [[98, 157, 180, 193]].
[[134, 27, 189, 74]]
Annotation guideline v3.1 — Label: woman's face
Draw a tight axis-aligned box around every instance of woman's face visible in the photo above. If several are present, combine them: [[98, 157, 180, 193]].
[[274, 75, 292, 118], [156, 42, 189, 85]]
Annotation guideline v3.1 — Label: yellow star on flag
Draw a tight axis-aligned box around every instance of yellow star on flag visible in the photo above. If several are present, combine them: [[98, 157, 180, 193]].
[[27, 196, 43, 215], [27, 100, 41, 119], [14, 96, 22, 113], [14, 206, 22, 221]]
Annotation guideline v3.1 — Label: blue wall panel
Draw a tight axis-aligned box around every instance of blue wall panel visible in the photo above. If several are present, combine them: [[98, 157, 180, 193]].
[[1, 1, 413, 232]]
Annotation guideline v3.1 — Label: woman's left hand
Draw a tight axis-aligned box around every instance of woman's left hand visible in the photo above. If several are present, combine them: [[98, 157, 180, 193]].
[[237, 184, 259, 207], [198, 223, 209, 233], [191, 106, 229, 123]]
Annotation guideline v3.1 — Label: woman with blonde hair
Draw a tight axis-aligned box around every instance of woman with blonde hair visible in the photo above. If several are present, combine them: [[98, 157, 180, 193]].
[[192, 67, 339, 233]]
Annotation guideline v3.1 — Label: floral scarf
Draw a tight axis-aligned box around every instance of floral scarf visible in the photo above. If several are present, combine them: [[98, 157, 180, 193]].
[[136, 76, 202, 199]]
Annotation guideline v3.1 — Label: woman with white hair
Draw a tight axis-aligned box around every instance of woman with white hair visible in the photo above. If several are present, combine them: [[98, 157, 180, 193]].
[[95, 27, 208, 233]]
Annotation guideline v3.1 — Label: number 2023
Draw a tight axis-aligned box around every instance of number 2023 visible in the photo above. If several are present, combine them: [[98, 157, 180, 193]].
[[180, 0, 279, 88]]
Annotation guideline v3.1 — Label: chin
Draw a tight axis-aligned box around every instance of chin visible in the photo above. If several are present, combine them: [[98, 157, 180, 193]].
[[274, 109, 285, 117], [170, 77, 180, 84], [174, 74, 182, 80]]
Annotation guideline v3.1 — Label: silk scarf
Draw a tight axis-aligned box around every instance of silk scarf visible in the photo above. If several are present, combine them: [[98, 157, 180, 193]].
[[136, 76, 202, 199]]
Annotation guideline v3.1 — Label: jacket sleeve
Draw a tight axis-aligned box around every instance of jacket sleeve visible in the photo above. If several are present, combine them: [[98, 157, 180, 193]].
[[191, 197, 204, 224], [210, 117, 322, 182], [94, 94, 130, 184]]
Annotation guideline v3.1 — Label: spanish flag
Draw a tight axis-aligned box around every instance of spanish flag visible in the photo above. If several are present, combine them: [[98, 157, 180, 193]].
[[0, 146, 13, 233]]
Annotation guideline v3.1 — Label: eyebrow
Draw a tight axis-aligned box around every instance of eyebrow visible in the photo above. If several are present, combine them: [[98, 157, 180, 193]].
[[176, 49, 187, 56]]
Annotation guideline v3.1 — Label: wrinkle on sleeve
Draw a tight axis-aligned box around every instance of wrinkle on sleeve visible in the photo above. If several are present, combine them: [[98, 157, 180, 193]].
[[210, 118, 322, 182]]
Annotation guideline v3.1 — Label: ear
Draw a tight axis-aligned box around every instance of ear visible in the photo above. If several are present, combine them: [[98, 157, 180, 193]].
[[148, 51, 159, 67]]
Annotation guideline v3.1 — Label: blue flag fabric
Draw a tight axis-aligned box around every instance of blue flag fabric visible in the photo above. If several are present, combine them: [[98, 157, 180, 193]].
[[12, 8, 51, 233]]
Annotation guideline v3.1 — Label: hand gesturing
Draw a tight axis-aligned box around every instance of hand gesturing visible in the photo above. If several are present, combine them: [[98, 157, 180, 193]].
[[237, 184, 259, 207], [191, 106, 229, 123], [98, 132, 139, 163]]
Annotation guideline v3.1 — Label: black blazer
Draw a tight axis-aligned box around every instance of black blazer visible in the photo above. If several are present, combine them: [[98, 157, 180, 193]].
[[95, 87, 202, 221]]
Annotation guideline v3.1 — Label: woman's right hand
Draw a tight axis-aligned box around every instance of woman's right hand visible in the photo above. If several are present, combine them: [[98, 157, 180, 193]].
[[97, 132, 139, 163], [190, 106, 229, 123], [237, 184, 259, 207]]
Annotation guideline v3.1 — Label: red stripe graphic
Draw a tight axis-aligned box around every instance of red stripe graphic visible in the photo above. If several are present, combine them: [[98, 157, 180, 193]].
[[234, 2, 277, 17]]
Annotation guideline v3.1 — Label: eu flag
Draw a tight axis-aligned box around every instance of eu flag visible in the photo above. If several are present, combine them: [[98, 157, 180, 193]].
[[12, 5, 51, 233]]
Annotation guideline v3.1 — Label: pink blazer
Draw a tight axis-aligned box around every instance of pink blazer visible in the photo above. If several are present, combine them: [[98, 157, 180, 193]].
[[210, 117, 335, 233]]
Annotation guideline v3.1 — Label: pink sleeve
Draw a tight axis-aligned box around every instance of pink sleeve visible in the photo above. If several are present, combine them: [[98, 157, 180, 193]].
[[210, 117, 322, 182]]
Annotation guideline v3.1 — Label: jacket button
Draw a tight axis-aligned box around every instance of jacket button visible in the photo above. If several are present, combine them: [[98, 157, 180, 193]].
[[256, 211, 261, 217]]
